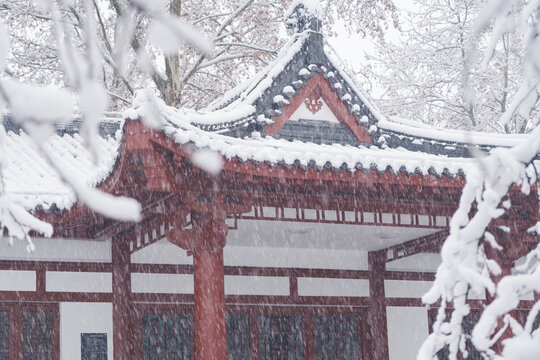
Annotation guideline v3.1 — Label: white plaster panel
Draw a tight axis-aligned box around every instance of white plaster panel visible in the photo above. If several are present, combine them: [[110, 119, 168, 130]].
[[224, 246, 368, 270], [0, 238, 111, 262], [0, 270, 35, 291], [304, 209, 317, 220], [385, 280, 433, 298], [46, 272, 111, 293], [228, 220, 440, 251], [436, 216, 447, 227], [324, 210, 338, 221], [344, 211, 355, 222], [386, 253, 441, 272], [400, 214, 412, 225], [418, 215, 430, 226], [363, 212, 375, 223], [297, 278, 369, 297], [225, 276, 289, 296], [288, 98, 339, 123], [387, 306, 428, 360], [283, 208, 297, 219], [131, 273, 193, 293], [468, 288, 486, 300], [385, 280, 485, 300], [60, 302, 112, 360], [131, 239, 192, 265], [381, 213, 393, 224], [520, 291, 534, 301], [262, 207, 276, 218]]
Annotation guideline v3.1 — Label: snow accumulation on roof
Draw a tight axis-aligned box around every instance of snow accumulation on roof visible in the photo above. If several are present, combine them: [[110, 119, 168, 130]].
[[122, 0, 529, 181], [377, 117, 529, 158], [128, 90, 476, 179], [3, 115, 122, 212], [192, 8, 383, 138]]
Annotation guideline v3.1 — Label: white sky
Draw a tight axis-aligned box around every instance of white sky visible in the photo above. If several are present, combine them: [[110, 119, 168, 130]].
[[327, 0, 417, 72]]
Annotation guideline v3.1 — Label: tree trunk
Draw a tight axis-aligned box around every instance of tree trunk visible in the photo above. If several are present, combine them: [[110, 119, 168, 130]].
[[164, 0, 182, 107]]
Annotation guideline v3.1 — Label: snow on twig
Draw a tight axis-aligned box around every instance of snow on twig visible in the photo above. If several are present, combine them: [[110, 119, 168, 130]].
[[421, 1, 540, 358]]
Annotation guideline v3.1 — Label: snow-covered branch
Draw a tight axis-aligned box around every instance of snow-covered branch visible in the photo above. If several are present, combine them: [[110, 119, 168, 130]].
[[0, 0, 215, 245], [420, 1, 540, 359]]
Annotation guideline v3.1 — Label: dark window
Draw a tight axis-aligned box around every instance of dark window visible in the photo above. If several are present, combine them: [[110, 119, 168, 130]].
[[315, 315, 359, 360], [258, 315, 303, 360], [81, 333, 107, 360], [142, 314, 192, 360], [227, 314, 250, 360], [22, 310, 55, 360], [0, 310, 9, 360]]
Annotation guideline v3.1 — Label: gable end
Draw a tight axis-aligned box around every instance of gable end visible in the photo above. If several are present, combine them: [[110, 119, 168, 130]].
[[266, 73, 372, 144]]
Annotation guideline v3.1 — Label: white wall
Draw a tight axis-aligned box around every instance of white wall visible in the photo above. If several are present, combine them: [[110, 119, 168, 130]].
[[386, 253, 441, 272], [298, 278, 369, 297], [47, 272, 112, 293], [224, 246, 368, 270], [60, 302, 113, 360], [385, 280, 433, 298], [0, 238, 111, 262], [131, 273, 194, 293], [225, 275, 289, 295], [131, 239, 192, 265], [0, 270, 35, 291], [387, 306, 428, 360], [289, 98, 339, 122]]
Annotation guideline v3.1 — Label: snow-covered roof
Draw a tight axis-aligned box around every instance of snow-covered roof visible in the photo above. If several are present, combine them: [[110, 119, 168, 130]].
[[376, 117, 528, 158], [3, 116, 122, 211], [169, 4, 522, 160], [129, 91, 475, 179], [3, 4, 532, 215]]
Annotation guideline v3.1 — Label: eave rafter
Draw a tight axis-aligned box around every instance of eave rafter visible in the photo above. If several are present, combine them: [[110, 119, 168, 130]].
[[379, 230, 450, 263]]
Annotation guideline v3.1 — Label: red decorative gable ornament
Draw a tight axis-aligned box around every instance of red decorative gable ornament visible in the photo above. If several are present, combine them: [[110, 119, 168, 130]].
[[304, 86, 323, 114], [265, 73, 372, 143]]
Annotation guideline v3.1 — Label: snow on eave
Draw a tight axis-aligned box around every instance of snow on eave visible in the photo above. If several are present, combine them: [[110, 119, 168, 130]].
[[3, 121, 122, 212], [126, 89, 257, 131], [379, 117, 528, 148], [166, 103, 256, 127], [147, 101, 474, 178]]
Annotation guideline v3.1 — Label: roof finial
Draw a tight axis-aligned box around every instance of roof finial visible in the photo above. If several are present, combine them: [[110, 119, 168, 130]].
[[285, 0, 323, 33]]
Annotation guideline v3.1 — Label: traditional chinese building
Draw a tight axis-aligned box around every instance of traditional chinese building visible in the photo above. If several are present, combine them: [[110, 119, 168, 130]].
[[0, 3, 537, 360]]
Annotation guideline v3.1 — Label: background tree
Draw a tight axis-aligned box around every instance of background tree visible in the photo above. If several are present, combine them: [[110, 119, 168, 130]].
[[0, 0, 398, 109], [418, 1, 540, 359], [362, 0, 535, 134]]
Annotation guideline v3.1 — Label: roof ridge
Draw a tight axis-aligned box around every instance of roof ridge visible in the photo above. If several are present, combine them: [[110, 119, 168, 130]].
[[3, 115, 123, 138]]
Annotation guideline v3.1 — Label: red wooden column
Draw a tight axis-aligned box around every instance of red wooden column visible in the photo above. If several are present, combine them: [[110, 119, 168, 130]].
[[112, 233, 132, 360], [368, 251, 389, 360], [169, 214, 229, 360]]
